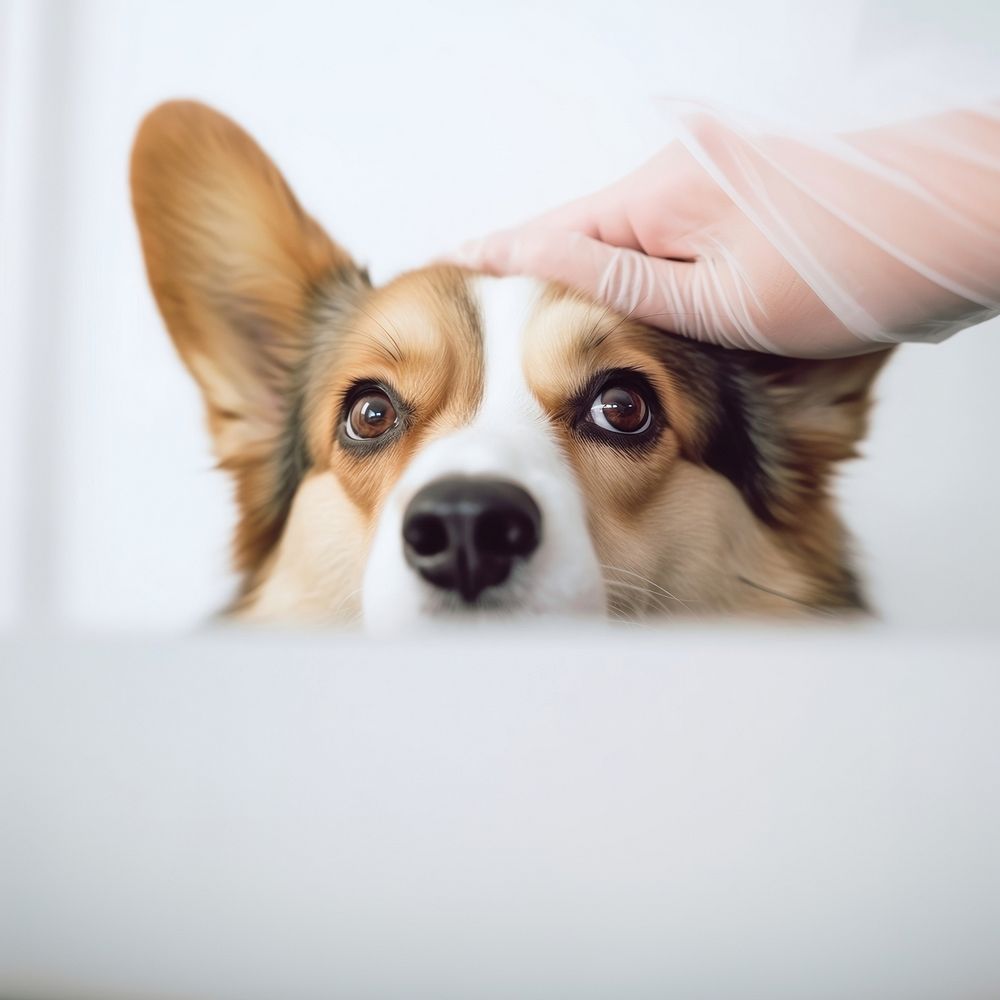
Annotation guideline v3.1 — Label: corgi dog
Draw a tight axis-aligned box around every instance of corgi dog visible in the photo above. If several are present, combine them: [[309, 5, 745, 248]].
[[131, 101, 888, 631]]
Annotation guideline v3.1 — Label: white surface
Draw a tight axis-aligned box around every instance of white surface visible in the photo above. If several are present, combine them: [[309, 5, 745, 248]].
[[0, 0, 999, 629], [2, 626, 999, 999]]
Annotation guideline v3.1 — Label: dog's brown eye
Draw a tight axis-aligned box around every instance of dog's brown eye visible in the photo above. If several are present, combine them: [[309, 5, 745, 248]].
[[346, 390, 397, 440], [588, 385, 651, 434]]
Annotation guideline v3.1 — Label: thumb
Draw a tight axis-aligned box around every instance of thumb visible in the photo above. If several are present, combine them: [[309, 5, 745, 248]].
[[452, 228, 704, 337]]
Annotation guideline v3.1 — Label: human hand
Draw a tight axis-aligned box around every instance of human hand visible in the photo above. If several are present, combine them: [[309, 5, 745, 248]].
[[454, 108, 1000, 358]]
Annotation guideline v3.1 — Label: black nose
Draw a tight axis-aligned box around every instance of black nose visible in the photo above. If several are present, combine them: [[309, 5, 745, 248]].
[[402, 477, 542, 602]]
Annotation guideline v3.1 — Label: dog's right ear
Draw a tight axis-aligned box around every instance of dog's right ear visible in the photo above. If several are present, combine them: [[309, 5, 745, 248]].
[[130, 100, 367, 569], [130, 100, 362, 461]]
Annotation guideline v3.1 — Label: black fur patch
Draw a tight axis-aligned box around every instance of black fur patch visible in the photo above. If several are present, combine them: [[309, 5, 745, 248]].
[[271, 265, 373, 535], [703, 353, 782, 525], [651, 332, 777, 525]]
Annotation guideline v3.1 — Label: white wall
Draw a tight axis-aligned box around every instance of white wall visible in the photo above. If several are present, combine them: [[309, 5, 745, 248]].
[[2, 0, 998, 629]]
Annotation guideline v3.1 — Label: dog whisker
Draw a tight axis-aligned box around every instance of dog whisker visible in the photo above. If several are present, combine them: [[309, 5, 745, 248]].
[[604, 585, 680, 618], [735, 575, 834, 617], [600, 564, 698, 611], [582, 301, 617, 353], [330, 586, 364, 620], [587, 301, 638, 350], [604, 596, 658, 629], [355, 303, 405, 363], [603, 580, 684, 619]]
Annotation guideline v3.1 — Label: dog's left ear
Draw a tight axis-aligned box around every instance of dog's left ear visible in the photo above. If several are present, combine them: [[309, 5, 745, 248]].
[[751, 349, 891, 458], [131, 100, 366, 569], [718, 348, 893, 526]]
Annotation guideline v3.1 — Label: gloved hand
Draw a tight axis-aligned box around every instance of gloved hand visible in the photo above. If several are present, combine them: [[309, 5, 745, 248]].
[[454, 106, 1000, 358]]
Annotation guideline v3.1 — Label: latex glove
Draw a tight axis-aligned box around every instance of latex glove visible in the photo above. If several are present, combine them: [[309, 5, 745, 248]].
[[454, 106, 1000, 357]]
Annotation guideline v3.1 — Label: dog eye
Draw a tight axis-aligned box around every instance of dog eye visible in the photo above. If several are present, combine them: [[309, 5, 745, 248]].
[[587, 385, 651, 435], [346, 389, 398, 440]]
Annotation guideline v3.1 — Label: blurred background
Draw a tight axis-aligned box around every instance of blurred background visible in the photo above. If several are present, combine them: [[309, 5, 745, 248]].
[[2, 0, 998, 631]]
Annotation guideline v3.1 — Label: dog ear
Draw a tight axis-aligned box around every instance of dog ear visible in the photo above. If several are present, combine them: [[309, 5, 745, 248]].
[[749, 349, 891, 460], [130, 100, 366, 569], [710, 349, 893, 528]]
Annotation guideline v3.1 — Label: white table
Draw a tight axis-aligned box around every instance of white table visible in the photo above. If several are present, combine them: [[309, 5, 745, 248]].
[[2, 624, 998, 999]]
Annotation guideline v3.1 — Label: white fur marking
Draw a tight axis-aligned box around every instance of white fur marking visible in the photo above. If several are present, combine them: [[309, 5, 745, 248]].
[[361, 276, 605, 632]]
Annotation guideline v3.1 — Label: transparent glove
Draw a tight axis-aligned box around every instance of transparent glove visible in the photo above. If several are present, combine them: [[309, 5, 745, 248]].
[[454, 104, 1000, 357]]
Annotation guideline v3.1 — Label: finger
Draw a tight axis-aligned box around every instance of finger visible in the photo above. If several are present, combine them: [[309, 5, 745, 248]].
[[519, 186, 646, 251], [453, 228, 716, 339], [472, 145, 717, 266]]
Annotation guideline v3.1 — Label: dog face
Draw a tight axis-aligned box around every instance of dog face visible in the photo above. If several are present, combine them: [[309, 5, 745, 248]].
[[131, 102, 889, 630]]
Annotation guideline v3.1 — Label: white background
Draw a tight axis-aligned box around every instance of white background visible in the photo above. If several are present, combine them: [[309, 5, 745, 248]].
[[2, 0, 998, 630]]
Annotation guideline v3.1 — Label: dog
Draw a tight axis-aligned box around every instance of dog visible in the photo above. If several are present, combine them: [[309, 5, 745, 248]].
[[130, 101, 889, 631]]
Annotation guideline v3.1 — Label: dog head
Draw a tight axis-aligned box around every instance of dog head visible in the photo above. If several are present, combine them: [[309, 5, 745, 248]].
[[131, 101, 889, 630]]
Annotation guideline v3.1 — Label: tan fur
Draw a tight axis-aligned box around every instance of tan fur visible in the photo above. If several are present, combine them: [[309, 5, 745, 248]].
[[235, 265, 484, 617], [301, 266, 483, 518], [237, 471, 368, 624], [131, 100, 352, 574], [738, 350, 889, 610], [522, 290, 884, 618]]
